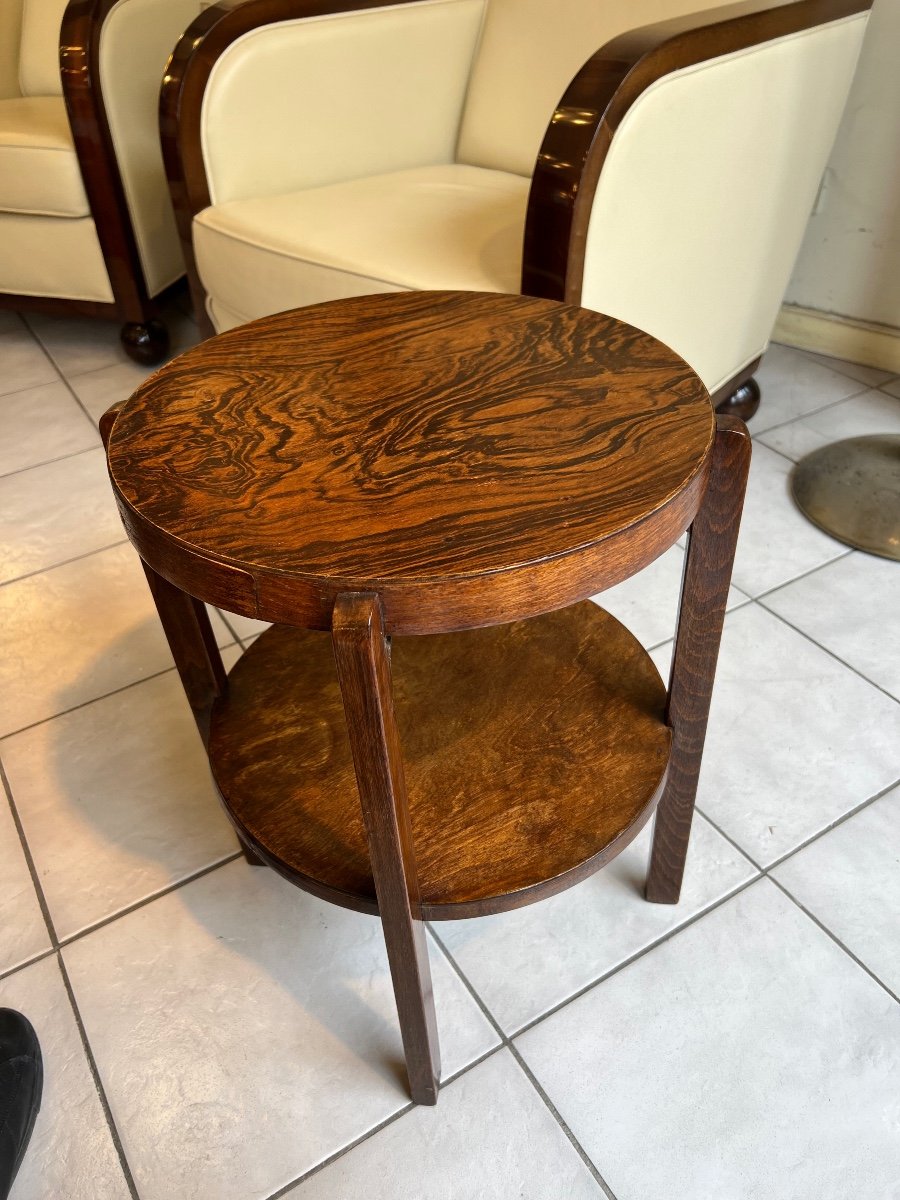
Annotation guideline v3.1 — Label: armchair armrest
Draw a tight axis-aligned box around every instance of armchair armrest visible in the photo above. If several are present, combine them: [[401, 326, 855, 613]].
[[61, 0, 199, 315], [523, 0, 871, 398], [97, 0, 200, 295], [165, 0, 484, 208]]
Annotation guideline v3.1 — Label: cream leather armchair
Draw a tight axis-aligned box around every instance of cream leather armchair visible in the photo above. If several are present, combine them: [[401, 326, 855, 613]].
[[0, 0, 201, 363], [162, 0, 872, 415]]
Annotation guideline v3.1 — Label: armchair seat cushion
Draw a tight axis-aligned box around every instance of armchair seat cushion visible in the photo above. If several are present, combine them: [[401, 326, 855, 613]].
[[0, 97, 90, 218], [193, 164, 530, 329]]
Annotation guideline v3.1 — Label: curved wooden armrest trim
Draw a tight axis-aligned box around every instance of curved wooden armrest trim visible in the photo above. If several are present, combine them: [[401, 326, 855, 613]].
[[160, 0, 433, 327], [60, 0, 152, 321], [522, 0, 872, 306]]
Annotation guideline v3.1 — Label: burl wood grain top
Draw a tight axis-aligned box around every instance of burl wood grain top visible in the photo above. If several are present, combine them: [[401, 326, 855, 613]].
[[107, 292, 714, 633]]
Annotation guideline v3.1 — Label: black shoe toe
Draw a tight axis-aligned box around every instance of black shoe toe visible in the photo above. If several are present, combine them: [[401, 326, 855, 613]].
[[0, 1010, 43, 1200]]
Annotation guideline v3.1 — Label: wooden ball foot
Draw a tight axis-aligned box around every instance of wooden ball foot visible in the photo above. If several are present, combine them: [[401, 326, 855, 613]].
[[120, 319, 169, 365], [715, 376, 760, 422]]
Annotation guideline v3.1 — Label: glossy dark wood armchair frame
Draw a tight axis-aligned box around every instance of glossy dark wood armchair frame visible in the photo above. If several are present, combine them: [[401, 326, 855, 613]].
[[0, 0, 175, 364], [161, 0, 871, 416]]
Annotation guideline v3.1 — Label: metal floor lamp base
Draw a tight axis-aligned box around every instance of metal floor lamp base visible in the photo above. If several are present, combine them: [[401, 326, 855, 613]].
[[791, 434, 900, 561]]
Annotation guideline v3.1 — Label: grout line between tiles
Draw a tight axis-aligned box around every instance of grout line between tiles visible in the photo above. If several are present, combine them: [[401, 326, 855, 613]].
[[0, 756, 60, 947], [0, 372, 69, 404], [426, 929, 511, 1044], [645, 636, 674, 654], [641, 589, 756, 658], [57, 369, 110, 428], [23, 307, 200, 397], [760, 773, 900, 871], [0, 664, 174, 740], [692, 808, 764, 872], [2, 735, 244, 972], [0, 440, 104, 482], [641, 598, 755, 658], [697, 777, 900, 880], [1, 538, 130, 590], [0, 536, 130, 592], [56, 851, 245, 950], [506, 1044, 619, 1200], [806, 365, 895, 391], [261, 1100, 414, 1199], [750, 437, 806, 468], [504, 873, 764, 1041], [262, 1043, 512, 1200], [0, 948, 56, 985], [22, 313, 123, 384], [726, 583, 755, 604], [767, 875, 900, 1006], [0, 376, 66, 403], [427, 928, 619, 1198], [744, 548, 855, 604], [438, 1041, 507, 1087], [55, 953, 143, 1200], [0, 754, 142, 1197], [696, 783, 900, 1008], [749, 377, 873, 444], [0, 644, 236, 744], [12, 316, 69, 384], [0, 440, 103, 482], [24, 311, 201, 396], [215, 611, 244, 646], [3, 736, 250, 1197], [217, 612, 265, 652], [789, 347, 899, 391], [755, 602, 900, 707]]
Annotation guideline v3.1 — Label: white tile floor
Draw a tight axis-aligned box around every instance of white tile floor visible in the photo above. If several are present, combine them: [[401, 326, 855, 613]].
[[1, 305, 899, 1200]]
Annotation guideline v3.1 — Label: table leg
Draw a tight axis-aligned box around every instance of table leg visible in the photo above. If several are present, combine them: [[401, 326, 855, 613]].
[[140, 565, 262, 869], [646, 415, 751, 904], [103, 403, 228, 741], [103, 403, 260, 866], [332, 593, 441, 1105], [140, 563, 227, 745]]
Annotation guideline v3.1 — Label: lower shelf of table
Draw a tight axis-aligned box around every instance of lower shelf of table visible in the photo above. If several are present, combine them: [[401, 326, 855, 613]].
[[207, 601, 672, 920]]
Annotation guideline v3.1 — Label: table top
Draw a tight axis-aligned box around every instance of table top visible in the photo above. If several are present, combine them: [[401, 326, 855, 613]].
[[107, 291, 714, 633]]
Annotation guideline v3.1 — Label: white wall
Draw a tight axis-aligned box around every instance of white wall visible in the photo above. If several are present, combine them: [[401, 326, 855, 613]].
[[777, 0, 900, 367]]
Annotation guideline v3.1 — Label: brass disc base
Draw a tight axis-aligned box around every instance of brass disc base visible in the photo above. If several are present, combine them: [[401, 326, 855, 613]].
[[791, 434, 900, 560]]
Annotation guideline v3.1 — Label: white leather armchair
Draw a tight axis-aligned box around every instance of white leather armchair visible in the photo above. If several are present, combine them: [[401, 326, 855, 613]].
[[162, 0, 872, 414], [0, 0, 202, 362]]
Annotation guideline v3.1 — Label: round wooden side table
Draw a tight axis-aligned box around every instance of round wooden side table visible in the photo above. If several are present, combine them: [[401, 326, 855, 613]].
[[102, 291, 751, 1106]]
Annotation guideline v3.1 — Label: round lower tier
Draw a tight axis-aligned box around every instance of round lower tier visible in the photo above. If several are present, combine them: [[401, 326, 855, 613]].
[[208, 601, 671, 919]]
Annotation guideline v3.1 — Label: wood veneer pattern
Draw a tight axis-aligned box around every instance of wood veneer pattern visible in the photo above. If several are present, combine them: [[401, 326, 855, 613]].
[[107, 291, 714, 633], [209, 603, 671, 919]]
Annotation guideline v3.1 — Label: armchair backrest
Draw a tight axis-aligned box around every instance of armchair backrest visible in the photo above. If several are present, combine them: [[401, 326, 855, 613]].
[[0, 0, 23, 98], [567, 4, 870, 395], [0, 0, 69, 99], [457, 0, 728, 177], [199, 0, 486, 207], [19, 0, 67, 96]]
